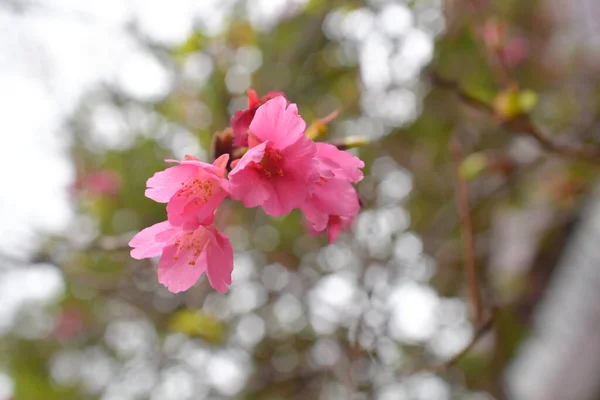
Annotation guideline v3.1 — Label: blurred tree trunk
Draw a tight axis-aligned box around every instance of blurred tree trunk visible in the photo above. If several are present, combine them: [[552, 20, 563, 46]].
[[506, 184, 600, 400]]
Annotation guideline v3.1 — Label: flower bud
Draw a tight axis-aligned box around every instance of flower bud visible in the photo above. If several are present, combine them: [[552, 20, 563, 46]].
[[211, 127, 234, 162], [327, 135, 368, 150]]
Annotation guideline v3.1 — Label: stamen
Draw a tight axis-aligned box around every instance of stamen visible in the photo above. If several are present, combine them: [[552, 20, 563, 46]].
[[177, 178, 215, 203]]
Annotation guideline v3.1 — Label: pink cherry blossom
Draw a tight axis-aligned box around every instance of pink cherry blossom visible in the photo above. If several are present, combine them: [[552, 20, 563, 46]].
[[301, 143, 364, 242], [231, 89, 285, 147], [129, 220, 234, 293], [145, 154, 230, 230], [229, 96, 319, 216]]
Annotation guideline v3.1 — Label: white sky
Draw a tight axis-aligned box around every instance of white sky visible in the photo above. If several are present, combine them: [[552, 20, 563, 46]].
[[0, 0, 216, 255]]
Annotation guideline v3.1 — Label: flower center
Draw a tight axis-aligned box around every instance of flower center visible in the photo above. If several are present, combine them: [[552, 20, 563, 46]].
[[178, 178, 215, 204], [171, 229, 210, 265], [251, 147, 284, 178]]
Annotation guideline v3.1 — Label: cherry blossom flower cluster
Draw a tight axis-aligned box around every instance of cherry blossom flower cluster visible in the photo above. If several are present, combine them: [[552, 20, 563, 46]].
[[129, 92, 365, 294]]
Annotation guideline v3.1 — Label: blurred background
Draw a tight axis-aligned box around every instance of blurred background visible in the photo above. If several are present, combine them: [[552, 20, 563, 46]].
[[2, 0, 600, 399]]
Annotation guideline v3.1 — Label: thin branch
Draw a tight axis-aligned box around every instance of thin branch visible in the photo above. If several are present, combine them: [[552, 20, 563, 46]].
[[450, 136, 484, 324], [430, 72, 600, 164], [504, 115, 600, 161], [429, 72, 493, 114]]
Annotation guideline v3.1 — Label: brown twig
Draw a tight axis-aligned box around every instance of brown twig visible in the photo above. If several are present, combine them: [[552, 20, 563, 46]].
[[450, 136, 484, 324], [504, 115, 600, 161], [429, 72, 494, 114], [430, 72, 600, 164]]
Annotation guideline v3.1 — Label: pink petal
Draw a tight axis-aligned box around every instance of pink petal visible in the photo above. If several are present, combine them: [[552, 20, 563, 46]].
[[247, 89, 259, 108], [229, 143, 271, 208], [316, 143, 364, 183], [315, 160, 335, 180], [129, 221, 176, 259], [155, 225, 183, 242], [168, 190, 227, 228], [281, 134, 317, 166], [216, 177, 231, 193], [301, 179, 360, 232], [263, 172, 311, 216], [231, 141, 267, 170], [230, 167, 271, 209], [212, 154, 230, 177], [328, 216, 354, 243], [183, 191, 227, 224], [301, 201, 329, 232], [205, 230, 234, 293], [157, 228, 211, 293], [231, 109, 254, 147], [145, 164, 198, 203], [314, 179, 360, 217], [249, 96, 306, 150], [158, 249, 208, 293], [281, 135, 319, 188]]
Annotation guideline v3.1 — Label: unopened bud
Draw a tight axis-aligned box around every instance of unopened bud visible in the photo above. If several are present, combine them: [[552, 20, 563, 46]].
[[327, 136, 368, 150], [305, 110, 339, 140], [305, 120, 327, 140], [493, 87, 537, 120], [211, 127, 234, 161], [231, 147, 248, 160], [482, 19, 507, 51]]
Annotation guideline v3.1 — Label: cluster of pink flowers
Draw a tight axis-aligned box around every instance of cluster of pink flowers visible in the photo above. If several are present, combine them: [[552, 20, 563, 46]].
[[129, 92, 364, 294]]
